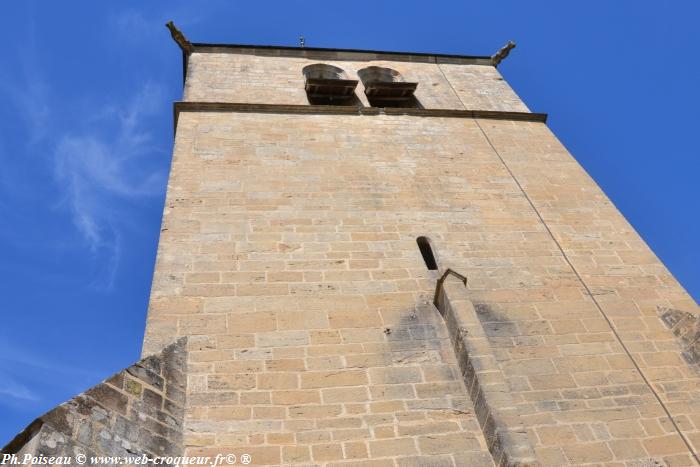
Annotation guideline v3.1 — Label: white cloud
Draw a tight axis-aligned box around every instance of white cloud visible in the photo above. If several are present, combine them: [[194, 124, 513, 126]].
[[0, 20, 51, 145], [113, 10, 152, 39], [0, 18, 169, 290], [52, 83, 167, 287], [110, 7, 206, 43], [0, 373, 39, 402], [0, 333, 104, 407]]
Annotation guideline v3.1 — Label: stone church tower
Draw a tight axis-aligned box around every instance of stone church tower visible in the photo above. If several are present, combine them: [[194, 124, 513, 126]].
[[3, 24, 699, 467]]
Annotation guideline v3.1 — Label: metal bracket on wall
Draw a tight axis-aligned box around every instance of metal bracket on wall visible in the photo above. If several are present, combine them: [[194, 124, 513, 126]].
[[433, 268, 468, 307]]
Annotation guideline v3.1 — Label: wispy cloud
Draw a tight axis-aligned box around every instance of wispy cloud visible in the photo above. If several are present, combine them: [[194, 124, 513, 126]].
[[0, 19, 51, 145], [52, 83, 167, 287], [1, 43, 167, 289], [0, 336, 101, 382], [0, 332, 104, 407], [0, 373, 39, 403], [113, 9, 152, 39], [110, 7, 205, 43]]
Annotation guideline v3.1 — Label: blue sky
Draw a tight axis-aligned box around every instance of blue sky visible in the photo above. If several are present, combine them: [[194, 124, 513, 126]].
[[1, 1, 698, 443]]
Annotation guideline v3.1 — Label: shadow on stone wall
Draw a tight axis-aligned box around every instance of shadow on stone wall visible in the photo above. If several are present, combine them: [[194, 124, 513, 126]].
[[434, 280, 538, 466]]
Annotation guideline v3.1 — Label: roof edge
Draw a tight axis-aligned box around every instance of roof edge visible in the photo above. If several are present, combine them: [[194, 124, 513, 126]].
[[190, 42, 493, 62]]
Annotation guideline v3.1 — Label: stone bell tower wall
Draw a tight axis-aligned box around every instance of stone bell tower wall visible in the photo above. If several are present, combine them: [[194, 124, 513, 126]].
[[3, 35, 698, 466], [143, 50, 700, 462], [181, 48, 529, 112]]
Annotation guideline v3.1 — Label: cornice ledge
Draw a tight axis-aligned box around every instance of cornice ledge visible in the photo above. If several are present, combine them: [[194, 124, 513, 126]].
[[173, 101, 547, 129]]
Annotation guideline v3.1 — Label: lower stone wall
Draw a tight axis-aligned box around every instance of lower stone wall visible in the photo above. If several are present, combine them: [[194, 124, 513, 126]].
[[181, 298, 497, 466], [1, 338, 187, 466]]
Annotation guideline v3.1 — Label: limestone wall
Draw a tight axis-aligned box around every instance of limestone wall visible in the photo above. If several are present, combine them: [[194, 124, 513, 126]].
[[182, 48, 528, 112], [143, 107, 699, 465], [477, 119, 700, 464], [6, 40, 698, 466]]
